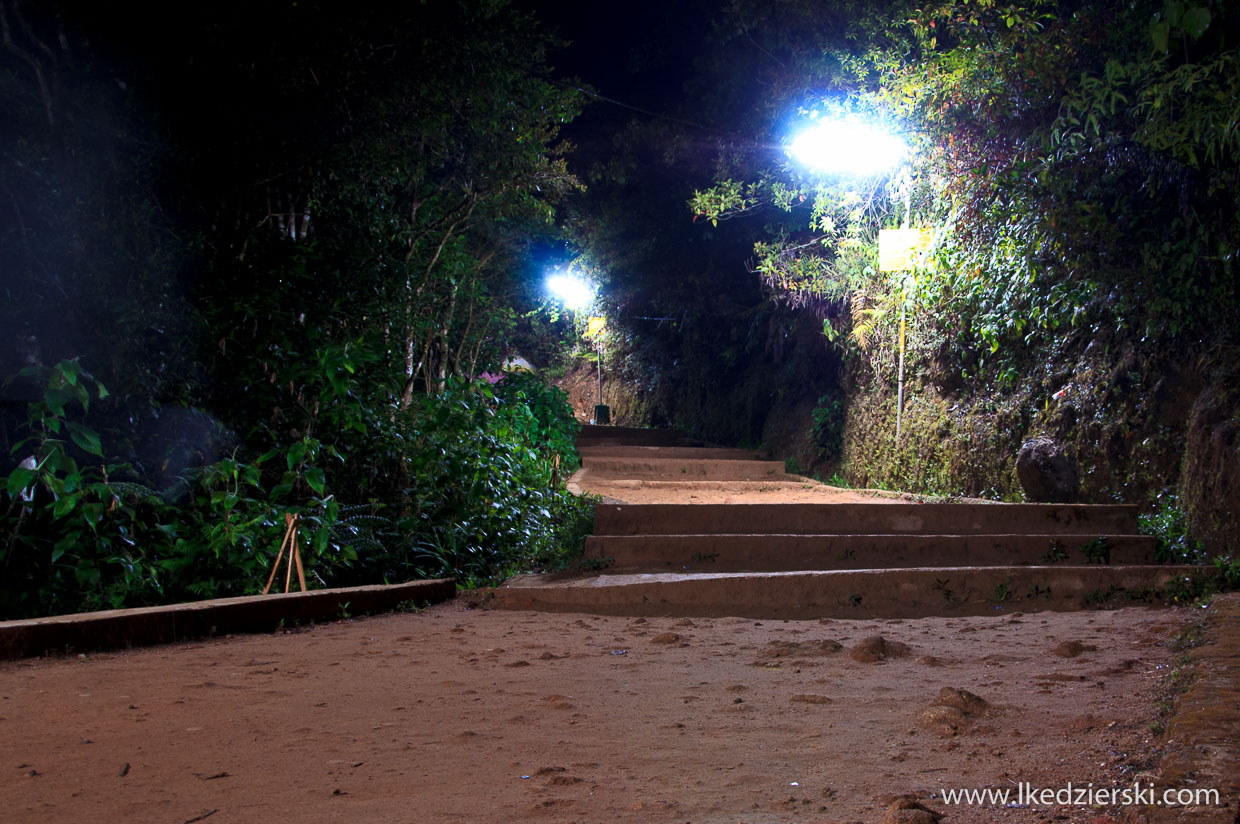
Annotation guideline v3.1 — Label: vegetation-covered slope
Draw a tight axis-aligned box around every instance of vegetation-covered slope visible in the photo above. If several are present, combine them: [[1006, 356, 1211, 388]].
[[0, 0, 592, 618]]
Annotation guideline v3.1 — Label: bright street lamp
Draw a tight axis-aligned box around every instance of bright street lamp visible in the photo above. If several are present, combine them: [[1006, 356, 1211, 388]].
[[788, 117, 908, 176], [545, 272, 594, 311]]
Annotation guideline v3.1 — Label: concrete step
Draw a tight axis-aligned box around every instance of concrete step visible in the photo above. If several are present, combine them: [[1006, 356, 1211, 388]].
[[488, 565, 1210, 620], [581, 456, 789, 480], [578, 445, 766, 460], [594, 502, 1141, 537], [577, 425, 694, 446], [580, 479, 826, 492], [584, 533, 1159, 572]]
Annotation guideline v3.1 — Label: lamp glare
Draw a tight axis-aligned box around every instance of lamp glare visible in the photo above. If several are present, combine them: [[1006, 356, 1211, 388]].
[[789, 120, 907, 176], [546, 273, 593, 310]]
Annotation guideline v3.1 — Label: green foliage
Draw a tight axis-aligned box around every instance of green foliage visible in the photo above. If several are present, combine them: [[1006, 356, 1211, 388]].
[[397, 378, 592, 587], [811, 394, 846, 461], [690, 0, 1240, 383], [1140, 491, 1206, 564], [1041, 541, 1069, 564], [1213, 555, 1240, 592], [1082, 537, 1112, 565], [1, 362, 594, 617], [495, 372, 583, 473], [1, 360, 163, 615], [1159, 556, 1240, 606]]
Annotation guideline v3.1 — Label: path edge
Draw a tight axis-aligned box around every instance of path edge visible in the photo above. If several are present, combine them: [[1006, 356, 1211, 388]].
[[0, 578, 456, 660]]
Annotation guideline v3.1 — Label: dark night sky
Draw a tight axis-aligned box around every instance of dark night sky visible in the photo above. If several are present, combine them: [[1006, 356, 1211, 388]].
[[521, 0, 715, 108]]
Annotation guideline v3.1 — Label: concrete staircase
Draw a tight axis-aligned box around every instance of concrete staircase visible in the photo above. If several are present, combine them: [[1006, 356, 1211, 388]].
[[490, 426, 1207, 619]]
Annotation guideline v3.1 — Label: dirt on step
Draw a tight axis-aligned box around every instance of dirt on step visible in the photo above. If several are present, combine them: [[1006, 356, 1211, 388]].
[[569, 469, 906, 505], [1, 601, 1225, 823]]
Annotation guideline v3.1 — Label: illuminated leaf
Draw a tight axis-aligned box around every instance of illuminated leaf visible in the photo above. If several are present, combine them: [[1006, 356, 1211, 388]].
[[1182, 6, 1211, 39]]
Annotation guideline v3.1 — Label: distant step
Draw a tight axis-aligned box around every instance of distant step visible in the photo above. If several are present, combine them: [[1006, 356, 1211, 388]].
[[489, 565, 1209, 620], [581, 456, 788, 481], [587, 480, 820, 492], [584, 533, 1158, 572], [577, 425, 695, 446], [577, 445, 765, 460]]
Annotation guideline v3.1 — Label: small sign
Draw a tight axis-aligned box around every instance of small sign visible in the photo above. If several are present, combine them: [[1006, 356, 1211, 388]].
[[879, 228, 931, 272], [587, 316, 607, 338]]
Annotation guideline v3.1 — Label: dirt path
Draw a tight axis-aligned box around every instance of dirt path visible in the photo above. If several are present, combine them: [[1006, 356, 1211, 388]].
[[0, 602, 1200, 823], [2, 434, 1230, 822]]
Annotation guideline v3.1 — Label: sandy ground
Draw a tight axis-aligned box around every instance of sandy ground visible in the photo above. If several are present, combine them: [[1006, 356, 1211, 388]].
[[0, 600, 1198, 823], [3, 439, 1227, 823]]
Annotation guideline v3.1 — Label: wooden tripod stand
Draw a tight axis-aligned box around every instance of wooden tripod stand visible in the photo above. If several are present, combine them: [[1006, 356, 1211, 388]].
[[262, 512, 306, 594]]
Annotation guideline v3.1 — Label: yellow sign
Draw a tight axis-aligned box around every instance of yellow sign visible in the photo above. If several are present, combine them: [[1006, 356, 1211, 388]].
[[878, 228, 932, 272], [587, 316, 607, 338]]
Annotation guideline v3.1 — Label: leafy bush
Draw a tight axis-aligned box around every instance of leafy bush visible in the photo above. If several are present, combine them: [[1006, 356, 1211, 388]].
[[1, 362, 593, 618], [2, 360, 164, 616], [395, 378, 590, 586], [1140, 491, 1206, 565], [494, 371, 583, 473]]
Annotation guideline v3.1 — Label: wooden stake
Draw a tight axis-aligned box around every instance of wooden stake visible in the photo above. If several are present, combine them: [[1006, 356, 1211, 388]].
[[262, 527, 292, 596], [263, 512, 306, 595], [284, 528, 294, 593], [289, 513, 306, 592]]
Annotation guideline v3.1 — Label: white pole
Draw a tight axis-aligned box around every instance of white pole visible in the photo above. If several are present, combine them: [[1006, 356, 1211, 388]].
[[896, 183, 911, 441], [896, 303, 905, 440]]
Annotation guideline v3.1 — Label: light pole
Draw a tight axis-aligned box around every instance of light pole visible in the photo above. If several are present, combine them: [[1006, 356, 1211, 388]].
[[585, 315, 609, 424], [547, 270, 609, 424], [788, 113, 916, 441]]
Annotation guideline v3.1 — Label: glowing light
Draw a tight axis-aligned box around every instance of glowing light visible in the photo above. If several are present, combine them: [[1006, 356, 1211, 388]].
[[546, 272, 594, 310], [788, 118, 908, 176]]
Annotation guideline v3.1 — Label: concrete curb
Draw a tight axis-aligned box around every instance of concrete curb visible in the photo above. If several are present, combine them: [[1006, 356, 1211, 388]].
[[0, 578, 456, 660]]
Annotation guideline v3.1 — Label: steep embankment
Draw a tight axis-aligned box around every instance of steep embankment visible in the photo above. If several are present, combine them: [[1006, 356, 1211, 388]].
[[599, 314, 1239, 554], [839, 330, 1240, 553]]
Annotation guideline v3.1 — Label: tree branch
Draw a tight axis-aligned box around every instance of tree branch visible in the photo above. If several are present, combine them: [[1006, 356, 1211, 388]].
[[1, 1, 55, 126]]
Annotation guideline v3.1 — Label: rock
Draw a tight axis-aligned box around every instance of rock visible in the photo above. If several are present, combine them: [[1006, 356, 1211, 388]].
[[883, 798, 943, 824], [849, 635, 911, 663], [1052, 640, 1097, 658], [650, 633, 680, 644], [1016, 436, 1079, 503], [918, 705, 968, 737], [884, 808, 941, 824], [933, 687, 989, 715], [758, 639, 843, 659], [918, 687, 990, 737], [790, 693, 832, 705]]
